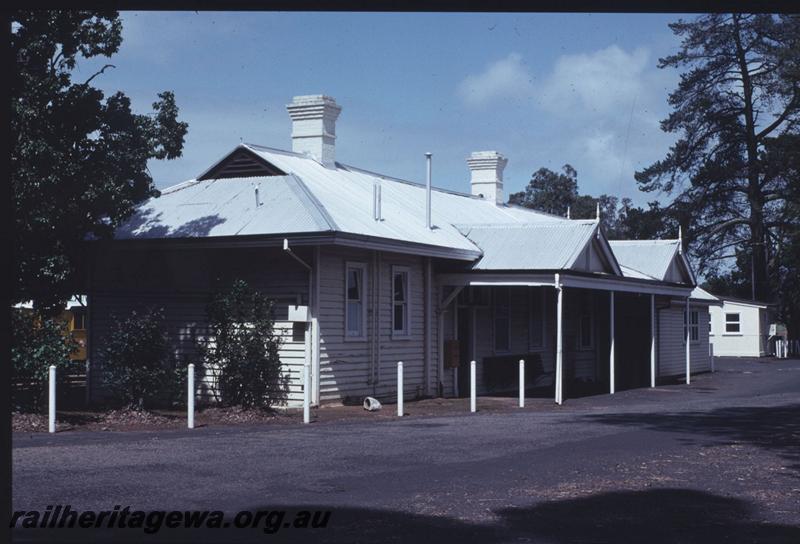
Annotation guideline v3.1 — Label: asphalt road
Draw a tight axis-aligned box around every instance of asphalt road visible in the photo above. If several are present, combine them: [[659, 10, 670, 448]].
[[12, 357, 800, 543]]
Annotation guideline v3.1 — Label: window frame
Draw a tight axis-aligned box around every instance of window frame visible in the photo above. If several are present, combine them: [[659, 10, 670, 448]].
[[528, 288, 546, 351], [344, 261, 368, 341], [391, 265, 411, 339], [684, 309, 700, 343], [724, 312, 741, 335], [493, 287, 511, 354]]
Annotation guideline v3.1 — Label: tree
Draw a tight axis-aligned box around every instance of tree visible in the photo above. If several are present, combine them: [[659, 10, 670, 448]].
[[635, 14, 800, 302], [509, 164, 630, 236], [11, 11, 188, 315], [11, 311, 77, 412], [509, 165, 579, 216], [100, 307, 183, 409], [197, 280, 289, 410]]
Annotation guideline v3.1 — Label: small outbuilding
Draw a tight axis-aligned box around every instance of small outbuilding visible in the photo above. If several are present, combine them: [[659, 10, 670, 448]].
[[709, 297, 777, 357]]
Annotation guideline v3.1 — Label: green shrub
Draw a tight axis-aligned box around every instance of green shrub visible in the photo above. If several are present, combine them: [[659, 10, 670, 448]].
[[100, 307, 183, 409], [11, 310, 76, 412], [198, 279, 288, 409]]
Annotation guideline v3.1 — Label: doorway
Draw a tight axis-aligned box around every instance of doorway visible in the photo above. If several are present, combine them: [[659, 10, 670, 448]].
[[457, 306, 473, 397]]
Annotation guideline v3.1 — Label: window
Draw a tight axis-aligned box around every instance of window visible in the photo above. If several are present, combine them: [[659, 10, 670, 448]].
[[392, 267, 409, 337], [71, 308, 87, 330], [725, 312, 741, 334], [577, 294, 594, 350], [493, 287, 510, 353], [529, 289, 545, 349], [684, 309, 699, 342], [345, 262, 367, 339]]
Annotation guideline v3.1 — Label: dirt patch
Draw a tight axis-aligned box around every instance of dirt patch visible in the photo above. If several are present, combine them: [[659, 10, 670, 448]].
[[13, 406, 298, 433], [12, 413, 49, 433]]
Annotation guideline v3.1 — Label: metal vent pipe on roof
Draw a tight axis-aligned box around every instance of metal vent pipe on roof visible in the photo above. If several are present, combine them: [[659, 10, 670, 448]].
[[425, 152, 432, 229], [373, 180, 382, 221]]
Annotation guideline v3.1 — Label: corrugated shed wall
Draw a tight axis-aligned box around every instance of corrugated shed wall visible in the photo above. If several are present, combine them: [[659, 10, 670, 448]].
[[88, 246, 312, 406]]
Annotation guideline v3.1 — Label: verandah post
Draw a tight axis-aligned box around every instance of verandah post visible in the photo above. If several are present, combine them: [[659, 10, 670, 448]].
[[651, 294, 656, 388], [610, 291, 615, 395], [555, 277, 563, 405], [685, 298, 691, 384]]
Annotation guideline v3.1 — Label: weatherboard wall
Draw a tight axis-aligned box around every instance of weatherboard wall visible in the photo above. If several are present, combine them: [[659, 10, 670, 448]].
[[87, 245, 313, 406], [657, 302, 711, 378], [316, 246, 434, 404]]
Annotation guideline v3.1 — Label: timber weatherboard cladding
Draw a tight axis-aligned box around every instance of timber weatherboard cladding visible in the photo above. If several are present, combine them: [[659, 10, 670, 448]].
[[88, 246, 312, 405], [316, 246, 432, 403], [657, 303, 711, 378]]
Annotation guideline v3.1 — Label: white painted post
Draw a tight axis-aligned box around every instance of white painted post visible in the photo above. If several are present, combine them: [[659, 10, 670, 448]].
[[187, 363, 195, 429], [397, 361, 404, 417], [709, 342, 715, 373], [610, 291, 615, 395], [48, 365, 56, 434], [519, 359, 525, 408], [685, 298, 691, 384], [650, 294, 656, 388], [555, 283, 563, 405], [303, 362, 311, 424], [470, 360, 476, 413]]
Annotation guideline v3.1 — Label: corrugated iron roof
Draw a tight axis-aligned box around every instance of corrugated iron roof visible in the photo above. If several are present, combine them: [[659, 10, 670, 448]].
[[114, 142, 693, 284], [456, 221, 599, 270], [691, 286, 720, 302], [117, 143, 565, 257], [609, 240, 680, 281], [115, 175, 332, 239]]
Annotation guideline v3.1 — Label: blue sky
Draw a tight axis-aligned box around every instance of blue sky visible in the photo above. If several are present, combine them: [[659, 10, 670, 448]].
[[80, 11, 690, 206]]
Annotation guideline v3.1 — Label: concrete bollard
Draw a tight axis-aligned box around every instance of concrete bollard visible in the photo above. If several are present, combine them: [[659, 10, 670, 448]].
[[519, 359, 525, 408], [397, 361, 404, 417], [48, 365, 56, 434], [303, 362, 311, 424], [187, 363, 195, 429], [470, 360, 476, 413]]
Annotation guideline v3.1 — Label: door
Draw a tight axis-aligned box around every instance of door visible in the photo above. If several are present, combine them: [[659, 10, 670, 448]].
[[457, 307, 473, 397]]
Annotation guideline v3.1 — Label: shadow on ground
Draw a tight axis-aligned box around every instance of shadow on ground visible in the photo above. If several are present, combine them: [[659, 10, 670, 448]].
[[13, 488, 799, 543], [580, 404, 800, 474]]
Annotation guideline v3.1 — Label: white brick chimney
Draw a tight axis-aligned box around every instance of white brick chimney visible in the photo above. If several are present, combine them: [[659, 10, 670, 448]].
[[467, 151, 507, 205], [286, 95, 342, 168]]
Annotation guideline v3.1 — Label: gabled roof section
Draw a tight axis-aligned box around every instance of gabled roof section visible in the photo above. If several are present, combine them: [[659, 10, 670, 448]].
[[609, 240, 695, 285], [456, 221, 622, 274], [197, 146, 286, 180]]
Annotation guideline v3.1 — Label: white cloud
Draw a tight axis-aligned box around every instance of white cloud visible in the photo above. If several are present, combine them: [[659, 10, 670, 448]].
[[457, 53, 535, 106], [538, 45, 651, 116], [529, 45, 677, 199]]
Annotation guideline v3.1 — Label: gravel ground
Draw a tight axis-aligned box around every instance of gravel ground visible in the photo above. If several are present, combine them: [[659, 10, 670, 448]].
[[12, 357, 800, 543]]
